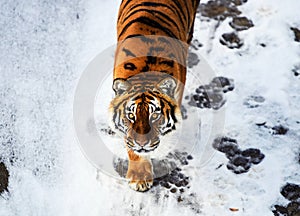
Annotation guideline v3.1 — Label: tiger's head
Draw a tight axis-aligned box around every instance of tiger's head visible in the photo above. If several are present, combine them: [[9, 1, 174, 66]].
[[109, 76, 181, 155]]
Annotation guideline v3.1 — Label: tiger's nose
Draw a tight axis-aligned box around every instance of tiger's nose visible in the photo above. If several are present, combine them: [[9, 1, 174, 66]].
[[134, 137, 150, 147]]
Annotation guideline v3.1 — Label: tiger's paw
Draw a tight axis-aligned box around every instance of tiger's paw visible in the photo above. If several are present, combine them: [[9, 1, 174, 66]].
[[128, 179, 153, 192], [126, 161, 153, 192]]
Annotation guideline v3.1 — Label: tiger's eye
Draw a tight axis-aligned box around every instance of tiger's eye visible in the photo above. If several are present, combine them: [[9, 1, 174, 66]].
[[128, 113, 134, 120], [152, 113, 159, 120]]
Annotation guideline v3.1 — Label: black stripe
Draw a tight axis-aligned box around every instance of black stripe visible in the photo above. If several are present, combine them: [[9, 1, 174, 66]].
[[139, 35, 156, 43], [136, 93, 148, 102], [127, 142, 134, 147], [112, 109, 118, 129], [141, 65, 150, 72], [165, 109, 171, 127], [170, 105, 178, 123], [121, 0, 133, 11], [119, 16, 178, 40], [122, 48, 136, 57], [118, 0, 133, 20], [182, 0, 190, 25], [168, 53, 176, 59], [113, 108, 121, 130], [124, 63, 137, 71], [122, 8, 181, 33], [158, 36, 172, 45], [124, 2, 185, 28], [162, 129, 172, 135], [129, 103, 135, 112], [172, 0, 187, 23], [123, 34, 143, 40], [146, 56, 157, 64], [147, 46, 165, 55], [160, 98, 165, 110], [147, 90, 159, 99], [145, 95, 155, 101], [157, 95, 178, 124], [149, 103, 157, 112], [120, 102, 129, 133], [158, 98, 166, 125], [159, 60, 174, 67]]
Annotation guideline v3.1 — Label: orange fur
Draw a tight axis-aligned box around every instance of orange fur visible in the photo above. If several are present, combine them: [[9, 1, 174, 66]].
[[114, 0, 200, 104], [111, 0, 200, 191]]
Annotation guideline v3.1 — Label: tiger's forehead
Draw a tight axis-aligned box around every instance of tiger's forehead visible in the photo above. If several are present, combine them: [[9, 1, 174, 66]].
[[126, 92, 160, 111]]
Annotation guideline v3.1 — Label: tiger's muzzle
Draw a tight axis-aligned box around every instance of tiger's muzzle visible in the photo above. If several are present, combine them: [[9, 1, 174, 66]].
[[126, 129, 160, 153]]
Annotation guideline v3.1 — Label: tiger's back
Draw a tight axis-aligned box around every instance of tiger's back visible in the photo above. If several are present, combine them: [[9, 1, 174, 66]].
[[117, 0, 199, 42], [114, 0, 200, 104]]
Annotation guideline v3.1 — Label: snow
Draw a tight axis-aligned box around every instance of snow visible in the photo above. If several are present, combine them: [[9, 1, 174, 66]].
[[1, 0, 300, 215]]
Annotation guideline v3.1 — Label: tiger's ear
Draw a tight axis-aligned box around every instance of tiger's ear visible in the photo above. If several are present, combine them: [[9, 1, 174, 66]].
[[113, 79, 131, 95], [157, 77, 177, 98]]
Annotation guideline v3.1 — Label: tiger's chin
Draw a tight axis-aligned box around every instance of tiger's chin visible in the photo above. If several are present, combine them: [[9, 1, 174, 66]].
[[133, 147, 157, 156]]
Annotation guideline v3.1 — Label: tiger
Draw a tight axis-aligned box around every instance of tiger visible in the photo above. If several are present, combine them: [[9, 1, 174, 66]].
[[109, 0, 200, 192]]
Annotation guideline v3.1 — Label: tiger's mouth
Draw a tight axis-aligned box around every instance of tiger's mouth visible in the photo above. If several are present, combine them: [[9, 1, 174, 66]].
[[126, 138, 160, 153]]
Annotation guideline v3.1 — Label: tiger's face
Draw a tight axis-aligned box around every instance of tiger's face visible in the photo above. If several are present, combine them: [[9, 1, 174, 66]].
[[109, 76, 181, 154]]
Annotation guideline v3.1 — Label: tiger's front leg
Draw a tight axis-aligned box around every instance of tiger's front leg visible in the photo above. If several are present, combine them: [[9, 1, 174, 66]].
[[126, 149, 153, 192]]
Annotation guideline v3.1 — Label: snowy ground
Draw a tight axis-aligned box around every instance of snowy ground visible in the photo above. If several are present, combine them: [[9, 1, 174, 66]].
[[1, 0, 300, 215]]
